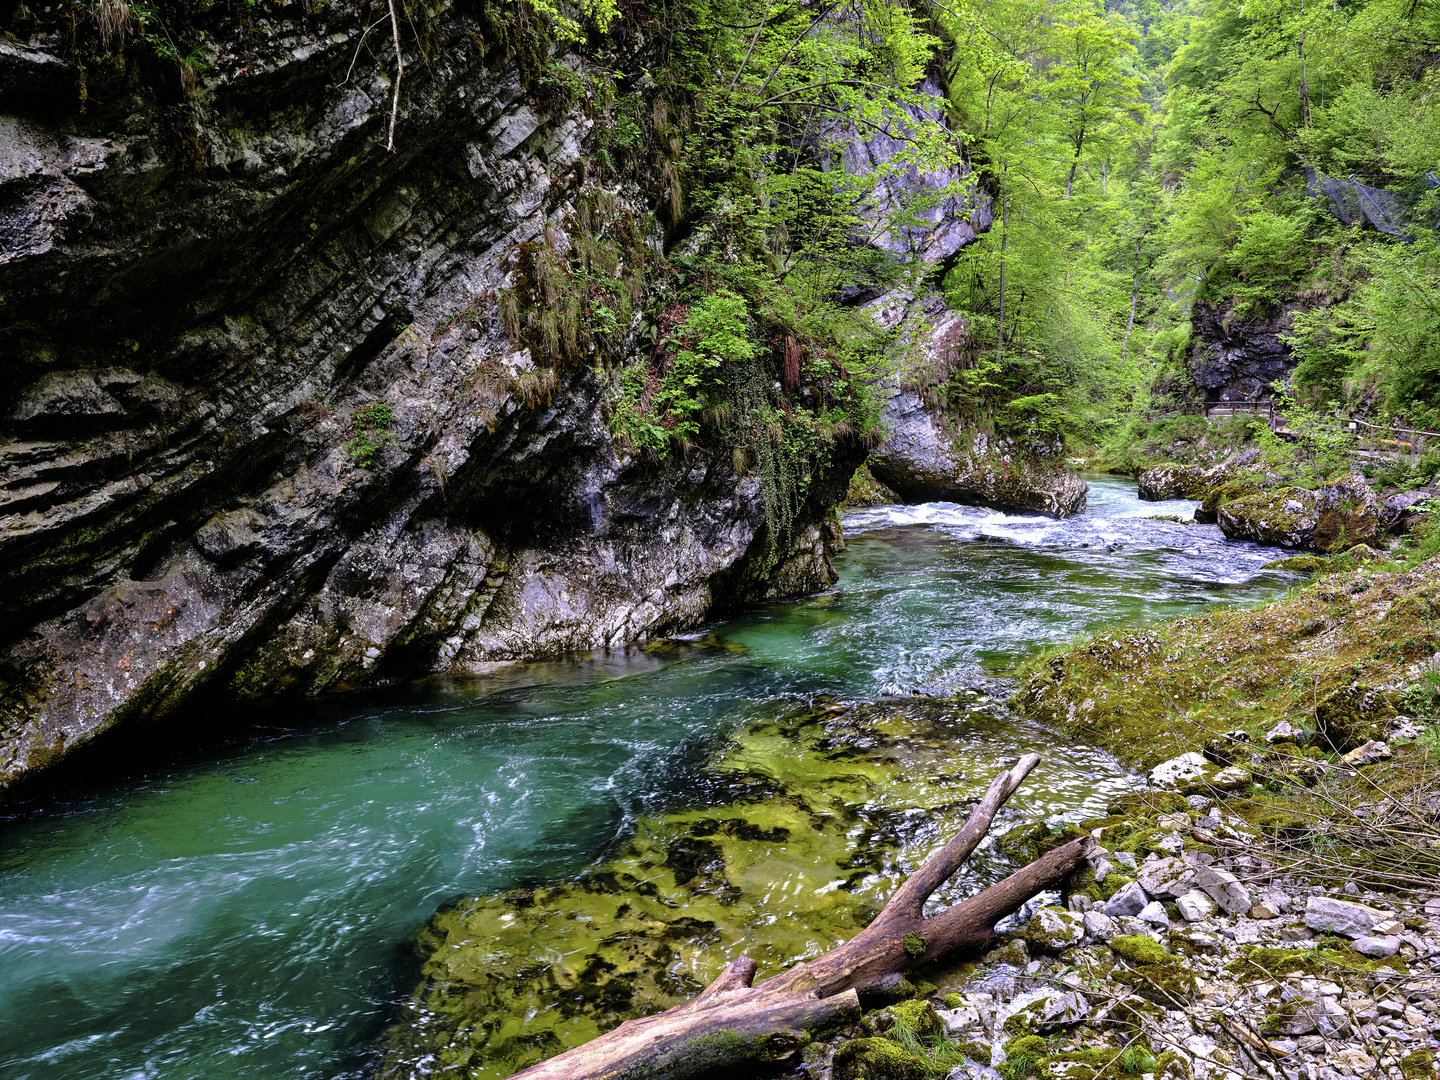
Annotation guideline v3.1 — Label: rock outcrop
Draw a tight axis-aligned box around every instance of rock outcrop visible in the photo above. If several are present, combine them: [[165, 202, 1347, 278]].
[[831, 82, 1083, 520], [1136, 452, 1265, 503], [1218, 475, 1380, 552], [1189, 302, 1300, 402], [0, 2, 865, 793], [867, 384, 1087, 517]]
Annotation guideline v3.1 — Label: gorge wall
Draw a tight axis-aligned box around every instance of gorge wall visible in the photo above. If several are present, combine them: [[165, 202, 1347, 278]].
[[0, 1, 864, 794]]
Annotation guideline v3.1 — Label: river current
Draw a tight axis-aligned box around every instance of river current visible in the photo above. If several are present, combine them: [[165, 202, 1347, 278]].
[[0, 477, 1298, 1080]]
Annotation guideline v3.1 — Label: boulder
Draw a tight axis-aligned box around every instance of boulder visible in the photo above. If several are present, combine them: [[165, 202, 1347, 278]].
[[1138, 462, 1214, 501], [1193, 865, 1252, 915], [1195, 472, 1269, 524], [1024, 907, 1086, 953], [1176, 890, 1217, 922], [1138, 901, 1171, 928], [936, 1002, 984, 1038], [1004, 988, 1090, 1034], [1312, 475, 1381, 552], [867, 389, 1088, 518], [1341, 740, 1392, 766], [1104, 881, 1150, 919], [1218, 486, 1318, 548], [1380, 485, 1438, 534], [1352, 935, 1401, 958], [1149, 752, 1209, 789], [1304, 896, 1391, 939], [1219, 475, 1382, 553], [1136, 857, 1197, 900], [1316, 684, 1397, 751], [1083, 910, 1117, 940]]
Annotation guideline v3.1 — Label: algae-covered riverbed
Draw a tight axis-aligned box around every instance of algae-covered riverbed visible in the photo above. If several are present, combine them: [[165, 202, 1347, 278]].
[[0, 478, 1299, 1079]]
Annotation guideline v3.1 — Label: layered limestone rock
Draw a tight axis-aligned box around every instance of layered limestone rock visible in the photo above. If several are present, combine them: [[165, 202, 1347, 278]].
[[864, 302, 1088, 518], [833, 80, 1084, 520], [0, 2, 862, 793], [868, 385, 1088, 517]]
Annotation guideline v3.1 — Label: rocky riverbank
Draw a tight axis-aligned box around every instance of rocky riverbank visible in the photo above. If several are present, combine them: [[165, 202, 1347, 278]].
[[791, 783, 1439, 1080]]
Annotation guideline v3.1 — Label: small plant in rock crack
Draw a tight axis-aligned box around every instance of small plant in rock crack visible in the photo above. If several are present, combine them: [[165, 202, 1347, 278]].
[[347, 401, 396, 467]]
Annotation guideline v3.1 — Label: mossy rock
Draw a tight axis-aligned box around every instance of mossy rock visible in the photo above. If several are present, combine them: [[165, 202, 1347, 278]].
[[1105, 791, 1188, 818], [1218, 487, 1318, 548], [833, 1036, 935, 1080], [1103, 995, 1166, 1029], [860, 973, 933, 1007], [1109, 935, 1173, 966], [1225, 946, 1318, 979], [1114, 963, 1196, 1004], [1155, 1049, 1195, 1079], [999, 1035, 1048, 1079], [1024, 907, 1085, 953], [997, 820, 1088, 864], [885, 999, 943, 1041], [1399, 1050, 1435, 1079], [1195, 474, 1268, 523], [1064, 865, 1124, 905], [984, 937, 1031, 968], [1042, 1046, 1158, 1078], [1314, 682, 1397, 751], [1314, 939, 1409, 976], [1109, 935, 1195, 1003]]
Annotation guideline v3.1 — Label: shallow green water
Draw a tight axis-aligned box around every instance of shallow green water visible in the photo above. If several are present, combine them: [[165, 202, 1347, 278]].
[[0, 477, 1297, 1079]]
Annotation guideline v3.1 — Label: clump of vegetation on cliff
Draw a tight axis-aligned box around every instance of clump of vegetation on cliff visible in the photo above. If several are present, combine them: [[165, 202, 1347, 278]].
[[483, 0, 963, 544]]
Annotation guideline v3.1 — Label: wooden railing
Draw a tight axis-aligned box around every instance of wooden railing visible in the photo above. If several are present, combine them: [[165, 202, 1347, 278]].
[[1178, 400, 1279, 427], [1170, 401, 1439, 454]]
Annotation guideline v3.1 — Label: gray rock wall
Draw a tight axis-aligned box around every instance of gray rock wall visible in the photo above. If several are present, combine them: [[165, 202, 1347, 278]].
[[1188, 302, 1300, 401], [0, 3, 861, 793]]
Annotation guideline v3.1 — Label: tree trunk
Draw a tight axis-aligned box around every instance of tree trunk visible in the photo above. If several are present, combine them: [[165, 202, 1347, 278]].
[[510, 754, 1095, 1080], [1121, 235, 1142, 362], [996, 183, 1009, 367]]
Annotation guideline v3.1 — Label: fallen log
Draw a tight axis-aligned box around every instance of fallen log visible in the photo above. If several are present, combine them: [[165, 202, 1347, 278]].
[[511, 752, 1094, 1080]]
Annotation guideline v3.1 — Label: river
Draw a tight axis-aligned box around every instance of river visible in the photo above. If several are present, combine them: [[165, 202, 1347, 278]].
[[0, 476, 1298, 1080]]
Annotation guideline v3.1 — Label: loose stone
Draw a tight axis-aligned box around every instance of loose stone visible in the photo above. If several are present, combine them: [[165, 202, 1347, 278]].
[[1304, 895, 1392, 938]]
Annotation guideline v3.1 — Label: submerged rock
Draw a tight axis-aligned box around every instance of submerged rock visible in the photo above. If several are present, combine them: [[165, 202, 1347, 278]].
[[374, 698, 1102, 1079]]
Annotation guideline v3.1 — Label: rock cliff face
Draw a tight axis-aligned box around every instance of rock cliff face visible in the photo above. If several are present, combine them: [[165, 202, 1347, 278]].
[[838, 122, 1086, 519], [0, 3, 861, 793], [1188, 302, 1300, 401]]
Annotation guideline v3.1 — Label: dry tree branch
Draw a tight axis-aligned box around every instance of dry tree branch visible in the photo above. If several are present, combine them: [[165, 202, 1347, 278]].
[[386, 0, 404, 151]]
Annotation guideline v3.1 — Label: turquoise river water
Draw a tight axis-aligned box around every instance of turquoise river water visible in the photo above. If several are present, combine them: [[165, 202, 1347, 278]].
[[0, 476, 1298, 1080]]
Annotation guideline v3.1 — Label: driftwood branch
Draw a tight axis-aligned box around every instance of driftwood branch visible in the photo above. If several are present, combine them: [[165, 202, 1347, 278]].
[[511, 753, 1093, 1080]]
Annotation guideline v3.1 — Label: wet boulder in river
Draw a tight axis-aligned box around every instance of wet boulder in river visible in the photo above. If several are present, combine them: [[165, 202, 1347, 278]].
[[868, 389, 1087, 518], [1217, 475, 1380, 552]]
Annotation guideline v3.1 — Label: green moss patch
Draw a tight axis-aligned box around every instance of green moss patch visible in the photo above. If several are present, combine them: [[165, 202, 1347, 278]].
[[1108, 935, 1196, 1003], [1225, 946, 1319, 979], [1014, 554, 1440, 770]]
